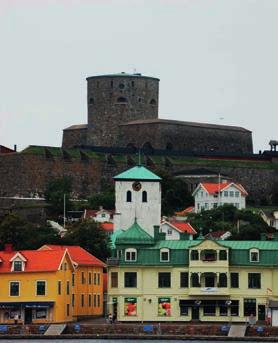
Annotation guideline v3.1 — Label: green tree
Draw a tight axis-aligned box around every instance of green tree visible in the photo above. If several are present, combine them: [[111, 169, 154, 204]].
[[62, 220, 111, 260], [45, 176, 72, 215], [88, 191, 115, 210], [0, 213, 62, 250]]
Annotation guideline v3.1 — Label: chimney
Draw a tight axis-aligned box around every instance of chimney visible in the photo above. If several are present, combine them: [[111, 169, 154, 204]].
[[4, 243, 13, 252]]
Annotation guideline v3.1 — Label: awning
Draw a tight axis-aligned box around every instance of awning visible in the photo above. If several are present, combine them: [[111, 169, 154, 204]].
[[0, 302, 54, 308]]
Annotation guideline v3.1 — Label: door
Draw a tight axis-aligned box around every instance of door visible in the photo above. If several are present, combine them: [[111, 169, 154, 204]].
[[24, 308, 32, 324], [258, 305, 266, 321], [192, 306, 200, 320]]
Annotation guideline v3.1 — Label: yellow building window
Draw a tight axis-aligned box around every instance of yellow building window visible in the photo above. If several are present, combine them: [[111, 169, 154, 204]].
[[58, 281, 62, 295]]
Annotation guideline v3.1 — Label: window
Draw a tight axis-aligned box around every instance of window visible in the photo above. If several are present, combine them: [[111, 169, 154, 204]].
[[230, 273, 239, 288], [142, 191, 147, 203], [224, 191, 228, 197], [231, 300, 239, 316], [230, 191, 234, 197], [97, 294, 100, 307], [36, 309, 47, 319], [150, 99, 156, 105], [203, 300, 216, 316], [201, 249, 216, 261], [89, 97, 94, 104], [160, 248, 170, 262], [167, 229, 172, 235], [179, 300, 189, 316], [131, 81, 135, 87], [191, 250, 199, 261], [119, 83, 125, 89], [125, 248, 137, 262], [88, 294, 92, 307], [111, 272, 118, 288], [97, 273, 100, 285], [126, 191, 132, 202], [219, 300, 228, 316], [10, 281, 20, 296], [205, 274, 215, 287], [66, 281, 70, 295], [110, 80, 113, 88], [58, 281, 62, 295], [67, 304, 70, 316], [82, 272, 86, 284], [117, 96, 127, 103], [72, 294, 75, 307], [13, 261, 23, 271], [93, 294, 97, 307], [72, 273, 75, 287], [36, 281, 46, 296], [93, 273, 97, 285], [248, 273, 261, 289], [235, 191, 240, 197], [158, 272, 171, 288], [89, 272, 92, 285], [180, 272, 188, 288], [244, 299, 256, 316], [219, 250, 227, 260], [101, 213, 106, 218], [124, 272, 137, 288], [218, 273, 227, 287], [81, 294, 85, 307], [250, 249, 259, 262], [191, 273, 200, 287], [64, 262, 67, 271]]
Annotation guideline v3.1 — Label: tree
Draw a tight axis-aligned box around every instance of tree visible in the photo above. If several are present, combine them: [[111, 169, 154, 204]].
[[62, 220, 111, 260], [88, 191, 115, 210], [0, 213, 62, 250], [45, 177, 72, 215], [153, 168, 193, 215]]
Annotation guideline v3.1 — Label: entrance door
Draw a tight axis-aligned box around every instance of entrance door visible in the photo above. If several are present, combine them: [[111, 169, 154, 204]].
[[192, 306, 200, 320], [258, 305, 266, 321], [112, 302, 118, 321], [24, 308, 32, 324]]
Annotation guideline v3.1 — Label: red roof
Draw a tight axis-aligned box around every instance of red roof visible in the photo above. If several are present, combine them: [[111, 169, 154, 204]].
[[175, 206, 194, 216], [0, 249, 68, 273], [100, 222, 113, 232], [83, 209, 115, 220], [205, 231, 226, 239], [198, 182, 248, 196], [40, 245, 106, 268]]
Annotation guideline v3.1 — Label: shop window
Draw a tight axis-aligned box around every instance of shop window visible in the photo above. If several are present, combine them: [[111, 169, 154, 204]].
[[125, 248, 137, 262], [179, 300, 189, 316], [124, 297, 137, 316], [36, 308, 47, 319], [230, 272, 239, 288], [10, 281, 20, 296], [191, 250, 199, 261], [180, 272, 188, 288], [36, 281, 46, 296], [158, 272, 171, 288], [126, 190, 132, 202], [219, 300, 228, 316], [142, 191, 147, 203], [203, 300, 216, 316], [160, 248, 170, 262], [244, 298, 256, 316], [124, 272, 137, 288], [111, 272, 118, 288], [218, 273, 227, 287], [191, 273, 200, 287], [219, 250, 227, 260], [250, 248, 259, 262], [248, 273, 261, 289]]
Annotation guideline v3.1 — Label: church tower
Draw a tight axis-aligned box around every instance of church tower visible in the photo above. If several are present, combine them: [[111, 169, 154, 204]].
[[113, 165, 161, 237]]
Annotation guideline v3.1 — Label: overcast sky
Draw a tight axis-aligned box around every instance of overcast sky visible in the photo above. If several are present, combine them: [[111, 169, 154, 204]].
[[1, 0, 277, 153]]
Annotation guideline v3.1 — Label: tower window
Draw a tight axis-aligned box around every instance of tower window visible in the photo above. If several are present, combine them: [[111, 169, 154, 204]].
[[117, 97, 127, 103], [119, 83, 125, 89], [126, 190, 132, 202], [150, 99, 156, 105], [142, 191, 147, 203], [132, 81, 135, 87], [111, 80, 113, 88], [89, 97, 94, 104]]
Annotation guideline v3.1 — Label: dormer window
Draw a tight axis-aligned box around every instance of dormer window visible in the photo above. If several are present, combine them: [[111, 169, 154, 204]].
[[160, 248, 170, 262], [125, 248, 137, 262], [250, 248, 259, 262], [14, 261, 23, 271]]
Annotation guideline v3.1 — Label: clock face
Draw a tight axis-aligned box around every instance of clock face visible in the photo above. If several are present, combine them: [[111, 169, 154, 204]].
[[132, 181, 142, 191]]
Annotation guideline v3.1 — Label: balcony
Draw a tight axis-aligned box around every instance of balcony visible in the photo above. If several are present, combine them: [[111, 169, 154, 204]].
[[107, 257, 120, 266]]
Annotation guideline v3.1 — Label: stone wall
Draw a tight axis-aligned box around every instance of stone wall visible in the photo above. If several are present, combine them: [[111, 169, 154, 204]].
[[62, 126, 87, 148]]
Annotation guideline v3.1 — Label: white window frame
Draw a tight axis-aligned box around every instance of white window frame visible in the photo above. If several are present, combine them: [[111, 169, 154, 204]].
[[36, 280, 47, 296], [160, 248, 170, 262], [125, 248, 137, 262], [250, 248, 260, 262], [9, 281, 20, 297]]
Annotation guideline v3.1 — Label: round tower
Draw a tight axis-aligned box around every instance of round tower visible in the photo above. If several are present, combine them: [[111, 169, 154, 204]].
[[86, 72, 159, 147]]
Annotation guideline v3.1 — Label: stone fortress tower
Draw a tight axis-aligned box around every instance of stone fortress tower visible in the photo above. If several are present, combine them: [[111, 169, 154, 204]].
[[62, 72, 253, 154], [86, 73, 159, 147]]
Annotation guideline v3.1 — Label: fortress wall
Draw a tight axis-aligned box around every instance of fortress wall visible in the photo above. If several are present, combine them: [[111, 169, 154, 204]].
[[62, 127, 87, 148]]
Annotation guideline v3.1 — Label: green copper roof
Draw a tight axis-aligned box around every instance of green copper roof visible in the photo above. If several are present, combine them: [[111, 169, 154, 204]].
[[110, 229, 124, 249], [114, 166, 161, 181], [116, 220, 154, 245]]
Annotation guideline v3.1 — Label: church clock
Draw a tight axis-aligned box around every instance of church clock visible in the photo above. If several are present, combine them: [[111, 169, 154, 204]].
[[132, 181, 142, 191]]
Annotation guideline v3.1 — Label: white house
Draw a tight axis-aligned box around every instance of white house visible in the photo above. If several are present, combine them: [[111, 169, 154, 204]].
[[160, 218, 197, 240], [259, 209, 278, 230], [192, 181, 248, 213], [83, 207, 114, 223]]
